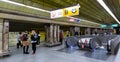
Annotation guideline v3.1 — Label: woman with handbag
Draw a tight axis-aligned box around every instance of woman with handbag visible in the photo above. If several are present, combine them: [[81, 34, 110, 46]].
[[21, 31, 29, 54]]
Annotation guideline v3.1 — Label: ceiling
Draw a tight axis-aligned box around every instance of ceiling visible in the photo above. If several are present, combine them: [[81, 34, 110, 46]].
[[28, 0, 120, 24], [104, 0, 120, 23]]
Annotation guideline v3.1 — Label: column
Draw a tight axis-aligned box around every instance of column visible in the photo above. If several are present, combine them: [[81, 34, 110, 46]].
[[70, 27, 74, 36], [75, 26, 80, 36], [53, 24, 60, 44], [57, 25, 60, 43], [53, 25, 57, 43], [85, 28, 91, 35], [45, 24, 60, 46], [45, 25, 49, 42], [94, 28, 98, 34], [50, 24, 54, 44], [0, 19, 9, 56], [2, 19, 9, 54], [0, 19, 3, 54]]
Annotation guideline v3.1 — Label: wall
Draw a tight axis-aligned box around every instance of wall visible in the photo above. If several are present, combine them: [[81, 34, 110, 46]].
[[9, 32, 18, 47], [9, 32, 45, 47]]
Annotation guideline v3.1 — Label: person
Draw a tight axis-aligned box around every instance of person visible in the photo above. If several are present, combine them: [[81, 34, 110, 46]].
[[107, 40, 111, 53], [59, 30, 63, 45], [74, 31, 79, 36], [36, 31, 40, 45], [21, 31, 29, 54], [17, 32, 22, 48], [31, 30, 38, 54], [66, 31, 69, 37]]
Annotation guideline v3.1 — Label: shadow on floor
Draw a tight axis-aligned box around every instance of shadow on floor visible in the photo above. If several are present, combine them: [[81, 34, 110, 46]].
[[57, 47, 79, 54], [84, 48, 110, 61], [57, 47, 110, 61]]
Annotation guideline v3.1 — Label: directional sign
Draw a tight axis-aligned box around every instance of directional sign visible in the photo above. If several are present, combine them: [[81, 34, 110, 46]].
[[50, 4, 80, 19], [68, 17, 81, 23], [63, 6, 79, 17], [50, 9, 63, 19]]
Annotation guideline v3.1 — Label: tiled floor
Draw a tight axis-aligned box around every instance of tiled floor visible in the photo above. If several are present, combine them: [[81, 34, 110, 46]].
[[0, 45, 116, 62]]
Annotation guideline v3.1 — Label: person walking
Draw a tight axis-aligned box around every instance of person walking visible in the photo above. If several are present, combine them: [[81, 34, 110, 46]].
[[17, 32, 22, 49], [31, 30, 38, 54], [59, 30, 63, 45], [21, 31, 29, 54]]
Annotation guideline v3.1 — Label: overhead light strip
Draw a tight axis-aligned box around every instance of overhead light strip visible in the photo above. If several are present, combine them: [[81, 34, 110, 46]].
[[0, 0, 101, 25], [97, 0, 120, 24], [0, 0, 50, 13]]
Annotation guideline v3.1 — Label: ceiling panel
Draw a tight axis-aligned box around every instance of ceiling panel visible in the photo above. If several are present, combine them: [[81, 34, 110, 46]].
[[9, 0, 119, 25], [30, 0, 117, 24], [104, 0, 120, 22]]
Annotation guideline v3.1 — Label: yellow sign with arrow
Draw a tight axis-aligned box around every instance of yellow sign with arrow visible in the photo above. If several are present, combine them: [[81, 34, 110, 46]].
[[50, 4, 80, 19], [63, 6, 80, 17]]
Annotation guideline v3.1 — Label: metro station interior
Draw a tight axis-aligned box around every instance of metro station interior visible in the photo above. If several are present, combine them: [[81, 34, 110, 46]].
[[0, 0, 120, 62]]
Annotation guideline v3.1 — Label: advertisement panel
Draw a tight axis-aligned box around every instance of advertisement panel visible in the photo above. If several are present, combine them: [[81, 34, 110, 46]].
[[50, 4, 80, 19], [50, 9, 63, 19], [63, 6, 79, 17]]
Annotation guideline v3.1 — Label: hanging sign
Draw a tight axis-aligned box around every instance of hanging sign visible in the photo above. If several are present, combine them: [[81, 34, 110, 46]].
[[68, 17, 81, 23], [50, 4, 80, 19], [50, 9, 63, 19], [63, 6, 79, 17]]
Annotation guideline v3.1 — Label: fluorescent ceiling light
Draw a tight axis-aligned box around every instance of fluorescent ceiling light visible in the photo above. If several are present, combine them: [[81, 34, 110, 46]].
[[0, 0, 50, 13], [97, 0, 120, 24], [0, 0, 102, 25]]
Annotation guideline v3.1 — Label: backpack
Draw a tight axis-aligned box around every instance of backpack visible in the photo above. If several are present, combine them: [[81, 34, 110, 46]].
[[21, 34, 28, 41], [21, 35, 24, 41]]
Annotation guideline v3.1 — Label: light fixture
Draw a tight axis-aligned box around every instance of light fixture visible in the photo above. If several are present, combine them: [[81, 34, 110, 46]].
[[0, 0, 50, 13], [97, 0, 120, 24], [0, 0, 102, 26]]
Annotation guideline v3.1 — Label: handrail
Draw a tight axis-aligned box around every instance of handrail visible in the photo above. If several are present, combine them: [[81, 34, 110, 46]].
[[114, 46, 120, 62]]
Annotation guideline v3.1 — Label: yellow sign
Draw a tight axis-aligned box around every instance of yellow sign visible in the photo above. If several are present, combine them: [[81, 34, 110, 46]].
[[50, 4, 80, 18], [63, 6, 79, 17]]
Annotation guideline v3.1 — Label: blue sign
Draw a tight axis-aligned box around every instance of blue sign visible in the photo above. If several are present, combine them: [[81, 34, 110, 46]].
[[76, 19, 80, 23]]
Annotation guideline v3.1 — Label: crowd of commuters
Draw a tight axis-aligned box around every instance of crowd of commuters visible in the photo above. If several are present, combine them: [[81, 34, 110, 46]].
[[16, 30, 90, 55], [17, 30, 40, 55]]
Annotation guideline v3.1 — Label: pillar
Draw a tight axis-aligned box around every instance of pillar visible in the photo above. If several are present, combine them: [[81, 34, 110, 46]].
[[85, 28, 91, 35], [0, 19, 9, 56], [0, 19, 3, 54], [70, 27, 74, 36], [52, 24, 60, 44], [57, 25, 60, 43], [93, 28, 98, 34], [45, 24, 60, 46], [75, 26, 80, 35], [55, 25, 60, 43], [50, 24, 54, 44], [45, 25, 49, 43], [53, 25, 57, 43]]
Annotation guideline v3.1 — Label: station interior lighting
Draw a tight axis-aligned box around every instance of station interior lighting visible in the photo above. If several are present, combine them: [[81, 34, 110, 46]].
[[0, 0, 102, 25], [97, 0, 120, 24], [0, 0, 50, 13]]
